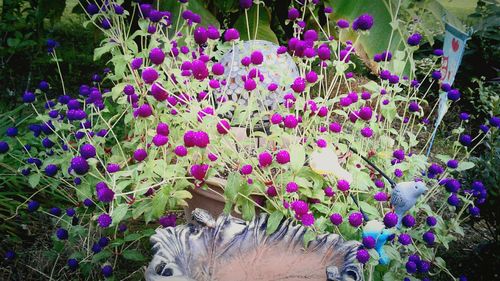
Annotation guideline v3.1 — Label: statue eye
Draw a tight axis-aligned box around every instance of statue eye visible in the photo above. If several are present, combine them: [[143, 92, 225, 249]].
[[414, 186, 418, 189]]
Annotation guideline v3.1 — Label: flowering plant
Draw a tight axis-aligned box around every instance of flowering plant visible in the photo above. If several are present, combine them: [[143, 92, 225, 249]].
[[1, 0, 498, 280]]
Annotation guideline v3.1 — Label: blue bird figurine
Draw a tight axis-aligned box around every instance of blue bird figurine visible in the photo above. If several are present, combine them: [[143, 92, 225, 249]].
[[390, 181, 428, 228], [362, 220, 393, 265]]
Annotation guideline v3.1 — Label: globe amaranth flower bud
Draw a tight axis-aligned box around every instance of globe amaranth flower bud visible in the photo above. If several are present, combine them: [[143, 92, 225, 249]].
[[407, 33, 422, 46], [422, 231, 435, 245], [286, 182, 298, 193], [216, 119, 231, 134], [224, 28, 240, 41], [71, 156, 89, 175], [80, 143, 96, 159], [275, 150, 290, 164], [134, 149, 148, 162], [362, 236, 376, 249], [0, 141, 9, 154], [399, 233, 412, 246], [67, 258, 79, 270], [149, 47, 165, 65], [330, 213, 343, 225], [56, 228, 69, 240], [101, 265, 113, 277], [383, 212, 398, 228], [45, 164, 58, 177], [192, 26, 208, 45], [27, 200, 40, 212], [97, 213, 112, 228], [190, 164, 209, 180], [142, 68, 159, 84], [352, 13, 374, 31], [356, 249, 370, 264], [258, 151, 273, 167], [348, 212, 363, 227]]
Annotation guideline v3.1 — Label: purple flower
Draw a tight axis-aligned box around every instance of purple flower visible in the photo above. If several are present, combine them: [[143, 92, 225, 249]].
[[422, 231, 435, 245], [134, 149, 148, 162], [149, 48, 165, 65], [0, 141, 9, 154], [258, 151, 273, 167], [362, 236, 376, 249], [426, 216, 437, 227], [131, 58, 143, 69], [283, 114, 298, 128], [360, 127, 373, 138], [23, 91, 36, 103], [407, 33, 422, 46], [431, 70, 442, 80], [240, 164, 253, 175], [56, 228, 68, 240], [399, 233, 412, 246], [50, 207, 61, 216], [469, 206, 480, 217], [490, 116, 500, 128], [418, 260, 431, 273], [239, 0, 252, 9], [191, 59, 209, 80], [301, 213, 315, 226], [101, 265, 113, 277], [45, 164, 58, 177], [448, 193, 461, 207], [408, 102, 419, 112], [402, 214, 415, 228], [97, 213, 112, 228], [348, 212, 363, 227], [275, 150, 290, 164], [224, 28, 240, 41], [329, 122, 342, 133], [286, 182, 298, 193], [406, 261, 417, 274], [374, 192, 388, 201], [142, 68, 159, 84], [159, 213, 177, 227], [83, 198, 94, 207], [174, 145, 187, 157], [106, 163, 120, 173], [250, 50, 264, 65], [337, 180, 350, 192], [433, 49, 444, 56], [324, 186, 335, 197], [288, 8, 300, 20], [291, 200, 309, 216], [447, 89, 461, 101], [356, 249, 370, 263], [291, 77, 306, 93], [71, 156, 89, 175], [383, 212, 398, 228], [352, 14, 374, 31], [67, 258, 78, 269], [190, 164, 209, 180], [459, 112, 469, 120], [191, 27, 207, 45], [27, 200, 40, 212], [266, 185, 278, 197], [330, 213, 343, 225], [447, 159, 459, 169], [337, 19, 350, 28], [459, 134, 472, 146]]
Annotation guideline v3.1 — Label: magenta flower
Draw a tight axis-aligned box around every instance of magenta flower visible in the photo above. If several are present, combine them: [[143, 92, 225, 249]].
[[190, 164, 209, 180], [193, 26, 208, 45], [283, 114, 298, 128], [286, 182, 298, 193], [348, 212, 363, 227], [97, 213, 112, 228], [174, 145, 188, 157], [216, 119, 231, 134], [275, 150, 290, 164], [152, 134, 169, 147], [149, 47, 165, 65], [258, 151, 273, 167], [224, 28, 240, 41], [291, 77, 306, 93], [360, 127, 373, 138], [142, 68, 159, 84]]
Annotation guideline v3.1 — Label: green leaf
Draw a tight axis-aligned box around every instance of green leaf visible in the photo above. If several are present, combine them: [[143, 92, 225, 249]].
[[266, 211, 284, 235], [456, 161, 475, 171], [303, 228, 317, 247], [233, 4, 278, 43], [29, 173, 41, 188], [290, 144, 305, 172], [122, 249, 146, 261], [124, 233, 143, 242], [92, 250, 112, 263], [151, 191, 167, 218], [111, 204, 128, 225], [223, 172, 243, 214]]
